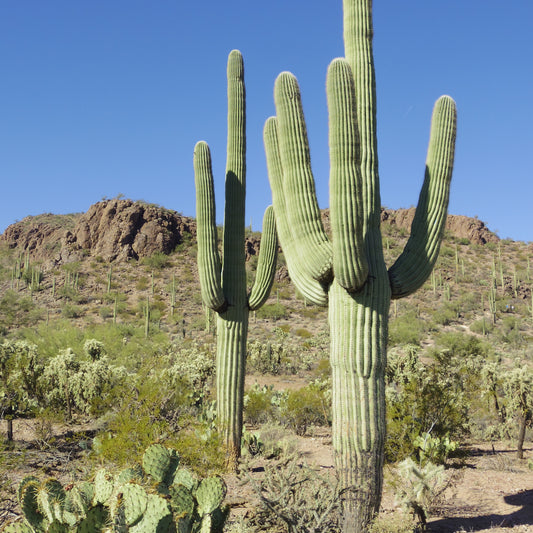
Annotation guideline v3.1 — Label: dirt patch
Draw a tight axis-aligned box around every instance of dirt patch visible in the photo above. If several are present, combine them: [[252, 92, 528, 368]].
[[227, 434, 533, 533], [1, 419, 532, 533]]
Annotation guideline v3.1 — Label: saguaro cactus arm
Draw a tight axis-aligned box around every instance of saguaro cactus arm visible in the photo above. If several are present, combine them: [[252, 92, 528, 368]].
[[273, 73, 333, 284], [327, 58, 369, 292], [263, 117, 329, 306], [248, 206, 278, 311], [194, 141, 227, 313], [388, 95, 457, 299]]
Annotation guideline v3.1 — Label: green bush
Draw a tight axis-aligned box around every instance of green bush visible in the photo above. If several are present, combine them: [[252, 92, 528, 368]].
[[281, 381, 331, 436], [255, 303, 288, 321], [469, 317, 494, 335], [244, 384, 282, 426], [388, 312, 425, 346], [141, 251, 171, 270], [385, 342, 473, 462]]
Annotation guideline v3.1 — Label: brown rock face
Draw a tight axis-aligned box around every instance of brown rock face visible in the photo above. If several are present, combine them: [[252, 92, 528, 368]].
[[0, 200, 499, 268], [70, 200, 195, 262], [379, 208, 499, 245], [0, 200, 195, 265]]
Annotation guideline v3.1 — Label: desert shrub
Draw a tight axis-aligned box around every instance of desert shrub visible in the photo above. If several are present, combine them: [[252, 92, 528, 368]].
[[61, 303, 82, 318], [99, 306, 113, 320], [0, 290, 43, 332], [469, 317, 494, 335], [281, 380, 331, 436], [95, 388, 225, 475], [385, 344, 471, 462], [312, 357, 331, 380], [433, 331, 491, 359], [430, 302, 459, 326], [498, 315, 525, 346], [18, 320, 170, 371], [136, 275, 150, 290], [141, 251, 171, 270], [244, 384, 280, 425], [256, 303, 288, 321], [388, 311, 425, 346], [244, 456, 345, 532], [295, 328, 312, 339]]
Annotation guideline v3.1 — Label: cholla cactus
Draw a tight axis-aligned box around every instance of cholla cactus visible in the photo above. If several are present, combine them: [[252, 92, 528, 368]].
[[394, 457, 445, 527], [502, 365, 533, 459], [263, 0, 456, 529], [39, 347, 123, 420], [3, 444, 228, 533], [83, 339, 106, 361], [0, 340, 42, 440]]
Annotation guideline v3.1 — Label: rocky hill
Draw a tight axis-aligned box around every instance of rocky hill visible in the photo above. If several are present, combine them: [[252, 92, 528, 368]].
[[0, 199, 499, 267]]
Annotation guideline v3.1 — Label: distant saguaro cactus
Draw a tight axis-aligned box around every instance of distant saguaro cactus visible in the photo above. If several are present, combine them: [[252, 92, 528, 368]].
[[263, 0, 457, 530], [194, 50, 277, 469]]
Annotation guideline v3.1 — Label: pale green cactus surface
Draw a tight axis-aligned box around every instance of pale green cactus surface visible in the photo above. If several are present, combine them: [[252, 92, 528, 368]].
[[194, 50, 278, 468], [263, 0, 457, 530]]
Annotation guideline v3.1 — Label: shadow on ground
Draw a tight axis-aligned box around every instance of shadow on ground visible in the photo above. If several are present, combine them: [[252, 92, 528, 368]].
[[428, 489, 533, 532]]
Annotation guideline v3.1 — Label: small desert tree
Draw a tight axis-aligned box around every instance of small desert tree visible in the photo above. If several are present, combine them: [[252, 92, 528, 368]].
[[0, 340, 42, 440], [502, 365, 533, 459]]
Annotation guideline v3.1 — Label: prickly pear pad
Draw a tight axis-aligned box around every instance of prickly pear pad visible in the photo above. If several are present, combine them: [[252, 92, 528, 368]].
[[142, 444, 172, 483], [195, 476, 226, 516]]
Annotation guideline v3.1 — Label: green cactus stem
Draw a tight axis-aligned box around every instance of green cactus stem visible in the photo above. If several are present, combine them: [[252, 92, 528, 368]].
[[263, 1, 456, 530], [194, 50, 278, 469]]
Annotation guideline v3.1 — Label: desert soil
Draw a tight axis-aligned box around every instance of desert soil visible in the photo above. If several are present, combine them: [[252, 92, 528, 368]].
[[1, 417, 532, 533]]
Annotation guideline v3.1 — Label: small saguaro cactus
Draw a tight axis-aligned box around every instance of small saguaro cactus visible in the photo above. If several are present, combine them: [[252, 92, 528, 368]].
[[194, 50, 278, 469], [263, 0, 457, 530]]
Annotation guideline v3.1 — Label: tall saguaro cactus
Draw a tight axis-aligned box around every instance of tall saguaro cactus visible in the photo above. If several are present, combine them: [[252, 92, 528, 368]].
[[194, 50, 277, 469], [263, 1, 457, 530]]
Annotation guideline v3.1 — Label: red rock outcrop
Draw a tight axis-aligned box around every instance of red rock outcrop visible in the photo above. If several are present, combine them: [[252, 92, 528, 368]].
[[0, 201, 499, 268]]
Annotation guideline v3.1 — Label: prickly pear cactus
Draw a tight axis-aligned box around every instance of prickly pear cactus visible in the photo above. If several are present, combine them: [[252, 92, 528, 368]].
[[195, 477, 226, 517], [3, 445, 228, 533]]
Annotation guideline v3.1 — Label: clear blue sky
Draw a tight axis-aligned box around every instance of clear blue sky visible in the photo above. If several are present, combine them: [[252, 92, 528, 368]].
[[1, 1, 532, 242]]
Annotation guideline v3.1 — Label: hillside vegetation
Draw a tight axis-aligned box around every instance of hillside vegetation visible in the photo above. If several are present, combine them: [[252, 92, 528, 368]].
[[0, 200, 531, 531]]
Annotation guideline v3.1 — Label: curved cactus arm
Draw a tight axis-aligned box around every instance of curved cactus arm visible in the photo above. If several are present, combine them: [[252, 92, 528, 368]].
[[273, 72, 334, 285], [388, 95, 457, 299], [263, 116, 329, 306], [194, 141, 227, 312], [248, 206, 278, 311], [327, 58, 369, 292]]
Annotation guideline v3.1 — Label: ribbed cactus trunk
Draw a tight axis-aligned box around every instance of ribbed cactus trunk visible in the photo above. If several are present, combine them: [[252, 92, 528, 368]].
[[263, 0, 456, 530], [194, 51, 277, 470], [217, 49, 248, 465], [329, 278, 390, 529]]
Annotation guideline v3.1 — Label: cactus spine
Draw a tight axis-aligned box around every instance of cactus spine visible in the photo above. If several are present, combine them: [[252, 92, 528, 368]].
[[263, 1, 456, 530], [194, 50, 277, 468]]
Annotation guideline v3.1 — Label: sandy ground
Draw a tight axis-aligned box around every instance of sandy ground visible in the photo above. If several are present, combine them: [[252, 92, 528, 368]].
[[1, 418, 532, 532]]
